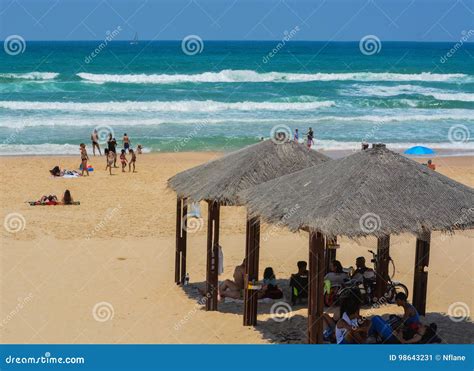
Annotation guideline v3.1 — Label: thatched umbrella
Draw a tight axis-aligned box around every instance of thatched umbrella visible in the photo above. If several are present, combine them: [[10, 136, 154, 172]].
[[239, 144, 473, 343], [168, 139, 330, 323]]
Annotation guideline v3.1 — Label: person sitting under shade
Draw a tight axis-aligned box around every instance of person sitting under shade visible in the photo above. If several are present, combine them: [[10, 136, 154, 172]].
[[290, 261, 309, 305], [258, 267, 283, 300], [218, 259, 246, 300]]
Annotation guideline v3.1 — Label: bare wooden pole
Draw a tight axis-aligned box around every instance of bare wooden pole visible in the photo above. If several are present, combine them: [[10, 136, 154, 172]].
[[413, 231, 430, 316], [308, 231, 325, 344], [174, 197, 187, 285], [205, 201, 220, 311], [243, 216, 260, 326], [374, 235, 390, 300]]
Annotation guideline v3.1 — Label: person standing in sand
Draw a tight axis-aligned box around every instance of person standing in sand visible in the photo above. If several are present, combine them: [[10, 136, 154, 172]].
[[79, 143, 89, 176], [119, 149, 128, 172], [129, 148, 137, 172], [306, 127, 314, 149], [107, 134, 118, 168], [104, 148, 114, 175], [91, 129, 101, 156], [218, 259, 246, 300], [123, 133, 131, 153]]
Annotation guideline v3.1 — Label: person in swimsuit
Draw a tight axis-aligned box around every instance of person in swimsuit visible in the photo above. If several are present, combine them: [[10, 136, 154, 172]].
[[107, 134, 118, 168], [61, 190, 74, 205], [306, 127, 314, 149], [128, 148, 137, 172], [91, 129, 101, 156], [79, 143, 89, 176], [218, 259, 246, 300], [104, 148, 114, 175], [119, 149, 128, 172], [123, 133, 130, 152]]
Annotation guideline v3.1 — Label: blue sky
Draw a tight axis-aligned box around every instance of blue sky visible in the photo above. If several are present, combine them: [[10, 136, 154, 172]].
[[0, 0, 473, 41]]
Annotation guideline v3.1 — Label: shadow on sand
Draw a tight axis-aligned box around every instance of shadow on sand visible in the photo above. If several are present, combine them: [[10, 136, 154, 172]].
[[181, 281, 473, 344]]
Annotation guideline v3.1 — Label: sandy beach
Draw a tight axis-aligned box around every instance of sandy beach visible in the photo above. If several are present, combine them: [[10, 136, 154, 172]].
[[0, 152, 472, 344]]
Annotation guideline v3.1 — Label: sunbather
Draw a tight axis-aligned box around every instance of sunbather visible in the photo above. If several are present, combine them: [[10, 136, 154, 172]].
[[219, 259, 246, 300]]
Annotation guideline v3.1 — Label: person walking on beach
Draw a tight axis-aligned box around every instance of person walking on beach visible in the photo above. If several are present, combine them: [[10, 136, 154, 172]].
[[129, 148, 137, 172], [104, 148, 114, 175], [107, 134, 118, 168], [123, 133, 131, 153], [294, 128, 299, 142], [79, 143, 89, 176], [119, 149, 128, 172], [91, 129, 101, 156], [306, 127, 314, 149]]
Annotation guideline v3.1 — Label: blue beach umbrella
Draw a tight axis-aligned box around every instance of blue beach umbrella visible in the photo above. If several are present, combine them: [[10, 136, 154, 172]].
[[404, 146, 436, 156]]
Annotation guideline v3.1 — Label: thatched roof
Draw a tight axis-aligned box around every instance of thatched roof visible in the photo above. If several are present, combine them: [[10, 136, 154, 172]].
[[239, 144, 474, 238], [168, 140, 330, 206]]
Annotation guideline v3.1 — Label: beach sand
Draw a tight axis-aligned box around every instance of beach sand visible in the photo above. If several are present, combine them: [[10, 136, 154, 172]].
[[0, 152, 472, 344]]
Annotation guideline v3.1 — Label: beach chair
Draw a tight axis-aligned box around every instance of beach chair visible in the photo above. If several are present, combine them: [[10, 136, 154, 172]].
[[290, 273, 308, 305]]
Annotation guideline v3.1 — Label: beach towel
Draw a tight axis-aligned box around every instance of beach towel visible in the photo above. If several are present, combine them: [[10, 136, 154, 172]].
[[28, 201, 80, 206]]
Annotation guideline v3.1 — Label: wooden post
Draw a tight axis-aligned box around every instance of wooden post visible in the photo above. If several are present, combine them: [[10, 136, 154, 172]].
[[174, 197, 187, 285], [413, 231, 430, 316], [205, 201, 220, 311], [243, 216, 260, 326], [308, 231, 325, 344], [324, 237, 337, 274], [374, 235, 390, 300]]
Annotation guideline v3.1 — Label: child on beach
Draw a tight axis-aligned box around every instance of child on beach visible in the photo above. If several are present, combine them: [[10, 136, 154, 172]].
[[136, 144, 142, 154], [129, 148, 137, 172], [79, 143, 89, 176], [120, 149, 128, 172], [105, 148, 114, 175]]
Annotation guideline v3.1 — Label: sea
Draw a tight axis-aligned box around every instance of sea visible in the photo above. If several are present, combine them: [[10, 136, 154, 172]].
[[0, 40, 473, 155]]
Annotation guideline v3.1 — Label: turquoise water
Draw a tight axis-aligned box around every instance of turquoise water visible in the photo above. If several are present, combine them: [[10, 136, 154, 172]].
[[0, 41, 473, 155]]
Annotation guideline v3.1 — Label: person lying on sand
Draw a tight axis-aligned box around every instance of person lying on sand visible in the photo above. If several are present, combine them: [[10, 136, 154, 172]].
[[61, 190, 74, 205], [218, 259, 246, 300]]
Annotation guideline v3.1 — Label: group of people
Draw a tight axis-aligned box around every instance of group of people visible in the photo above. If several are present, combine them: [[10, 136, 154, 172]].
[[80, 130, 142, 176], [293, 127, 315, 148], [33, 190, 75, 205]]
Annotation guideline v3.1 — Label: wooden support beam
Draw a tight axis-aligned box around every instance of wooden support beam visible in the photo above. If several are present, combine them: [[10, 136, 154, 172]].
[[324, 237, 337, 275], [243, 216, 260, 326], [413, 231, 430, 316], [308, 231, 325, 344], [205, 201, 220, 311], [174, 197, 188, 285], [374, 235, 390, 300]]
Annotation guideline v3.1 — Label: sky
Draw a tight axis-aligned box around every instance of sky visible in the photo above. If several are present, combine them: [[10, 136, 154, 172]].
[[0, 0, 473, 42]]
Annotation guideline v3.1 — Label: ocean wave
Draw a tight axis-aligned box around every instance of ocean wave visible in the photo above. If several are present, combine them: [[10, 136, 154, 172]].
[[346, 85, 474, 102], [0, 141, 472, 156], [0, 99, 335, 113], [0, 72, 59, 81], [76, 70, 470, 84]]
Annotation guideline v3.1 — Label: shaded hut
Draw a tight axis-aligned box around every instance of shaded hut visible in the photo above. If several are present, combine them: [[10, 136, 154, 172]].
[[239, 144, 473, 343], [168, 139, 330, 324]]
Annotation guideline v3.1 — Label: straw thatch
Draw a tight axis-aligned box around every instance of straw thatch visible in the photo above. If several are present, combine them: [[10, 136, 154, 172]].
[[239, 144, 474, 238], [168, 140, 330, 206]]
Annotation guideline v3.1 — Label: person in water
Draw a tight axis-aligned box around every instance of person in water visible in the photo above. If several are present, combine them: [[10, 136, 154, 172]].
[[91, 129, 101, 156], [294, 128, 299, 142], [123, 133, 130, 152], [306, 127, 314, 148]]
